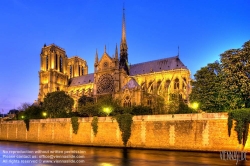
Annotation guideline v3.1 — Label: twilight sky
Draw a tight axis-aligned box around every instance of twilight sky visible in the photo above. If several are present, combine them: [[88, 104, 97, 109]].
[[0, 0, 249, 113]]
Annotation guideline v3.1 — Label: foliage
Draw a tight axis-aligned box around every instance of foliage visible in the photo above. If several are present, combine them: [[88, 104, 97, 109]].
[[24, 119, 30, 131], [97, 95, 121, 115], [115, 113, 133, 146], [17, 102, 32, 112], [190, 61, 229, 112], [22, 105, 43, 119], [79, 95, 121, 117], [143, 92, 165, 114], [220, 40, 250, 109], [78, 101, 101, 117], [130, 105, 152, 115], [166, 92, 196, 114], [91, 116, 98, 136], [228, 109, 250, 146], [43, 91, 74, 118], [78, 95, 94, 107], [71, 117, 79, 134]]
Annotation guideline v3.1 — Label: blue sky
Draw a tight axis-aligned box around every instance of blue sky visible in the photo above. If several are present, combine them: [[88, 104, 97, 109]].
[[0, 0, 249, 113]]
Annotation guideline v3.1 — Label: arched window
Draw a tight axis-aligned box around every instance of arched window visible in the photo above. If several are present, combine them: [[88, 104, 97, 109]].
[[123, 96, 131, 107], [82, 66, 84, 75], [60, 56, 63, 72], [174, 78, 179, 89], [165, 80, 170, 90], [46, 56, 49, 70], [70, 65, 72, 78], [147, 99, 152, 106], [79, 66, 81, 76], [157, 80, 161, 91], [55, 54, 58, 70]]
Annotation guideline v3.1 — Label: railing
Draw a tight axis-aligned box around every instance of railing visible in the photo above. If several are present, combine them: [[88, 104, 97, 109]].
[[0, 113, 228, 124]]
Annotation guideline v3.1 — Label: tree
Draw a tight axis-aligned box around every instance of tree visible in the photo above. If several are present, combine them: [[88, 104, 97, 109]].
[[17, 102, 31, 112], [190, 61, 229, 112], [23, 105, 43, 119], [167, 92, 195, 114], [78, 95, 94, 107], [43, 91, 74, 118], [220, 40, 250, 108]]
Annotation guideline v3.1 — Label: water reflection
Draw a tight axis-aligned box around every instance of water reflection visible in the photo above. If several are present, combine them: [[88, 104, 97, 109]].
[[0, 141, 249, 166]]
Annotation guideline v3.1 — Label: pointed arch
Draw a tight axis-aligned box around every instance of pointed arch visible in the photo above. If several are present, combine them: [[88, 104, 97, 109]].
[[55, 54, 58, 70], [174, 78, 179, 89], [46, 56, 49, 70], [70, 65, 72, 78], [60, 56, 63, 72]]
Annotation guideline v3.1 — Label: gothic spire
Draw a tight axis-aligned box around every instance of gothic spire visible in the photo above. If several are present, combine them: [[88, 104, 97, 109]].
[[115, 43, 118, 59], [121, 7, 126, 43], [95, 49, 98, 64], [104, 45, 107, 53], [119, 7, 129, 75]]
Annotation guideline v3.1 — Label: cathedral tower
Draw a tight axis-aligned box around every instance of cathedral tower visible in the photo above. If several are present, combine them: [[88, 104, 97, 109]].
[[119, 8, 129, 75], [38, 44, 68, 102]]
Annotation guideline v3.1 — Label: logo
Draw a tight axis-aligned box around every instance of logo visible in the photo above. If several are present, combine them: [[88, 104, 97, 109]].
[[220, 147, 247, 165]]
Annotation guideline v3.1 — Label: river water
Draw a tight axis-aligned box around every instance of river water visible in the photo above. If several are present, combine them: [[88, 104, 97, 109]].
[[0, 141, 249, 166]]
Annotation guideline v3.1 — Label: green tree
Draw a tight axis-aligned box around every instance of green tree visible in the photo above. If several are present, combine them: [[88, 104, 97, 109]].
[[220, 40, 250, 108], [167, 93, 195, 114], [96, 95, 121, 116], [43, 91, 74, 118], [190, 61, 228, 112], [78, 95, 94, 107], [23, 105, 43, 119], [78, 102, 100, 117]]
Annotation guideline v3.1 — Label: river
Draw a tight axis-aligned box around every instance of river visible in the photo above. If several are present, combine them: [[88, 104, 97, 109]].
[[0, 141, 249, 166]]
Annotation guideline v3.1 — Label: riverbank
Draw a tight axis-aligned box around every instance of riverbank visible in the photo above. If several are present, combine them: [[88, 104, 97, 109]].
[[1, 113, 249, 152]]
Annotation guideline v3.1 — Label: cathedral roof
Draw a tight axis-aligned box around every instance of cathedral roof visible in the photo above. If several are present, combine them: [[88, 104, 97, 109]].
[[69, 73, 94, 86], [129, 56, 187, 76], [122, 78, 140, 90]]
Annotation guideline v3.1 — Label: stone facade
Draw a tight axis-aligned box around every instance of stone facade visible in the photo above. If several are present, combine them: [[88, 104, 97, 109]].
[[0, 113, 249, 151], [38, 10, 191, 109]]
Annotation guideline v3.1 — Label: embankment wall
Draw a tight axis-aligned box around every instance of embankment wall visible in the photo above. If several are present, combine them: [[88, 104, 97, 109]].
[[1, 113, 249, 151]]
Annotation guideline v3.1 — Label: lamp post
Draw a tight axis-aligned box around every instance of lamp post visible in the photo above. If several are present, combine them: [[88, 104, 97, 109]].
[[103, 107, 112, 117], [192, 102, 199, 111], [42, 112, 47, 118]]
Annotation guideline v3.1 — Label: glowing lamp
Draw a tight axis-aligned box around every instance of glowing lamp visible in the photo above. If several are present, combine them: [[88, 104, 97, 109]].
[[192, 102, 199, 110], [103, 107, 112, 115], [42, 112, 47, 117]]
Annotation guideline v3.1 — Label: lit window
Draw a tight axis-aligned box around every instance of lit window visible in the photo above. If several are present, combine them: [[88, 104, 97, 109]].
[[174, 78, 179, 89], [55, 54, 58, 70], [60, 56, 63, 72], [147, 99, 152, 106], [46, 56, 49, 70], [123, 96, 131, 107], [70, 65, 72, 78]]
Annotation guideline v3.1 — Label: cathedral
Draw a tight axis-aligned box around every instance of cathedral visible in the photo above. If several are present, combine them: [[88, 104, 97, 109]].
[[38, 10, 191, 111]]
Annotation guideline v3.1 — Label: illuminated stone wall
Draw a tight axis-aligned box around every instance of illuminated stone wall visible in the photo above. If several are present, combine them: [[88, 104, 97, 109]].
[[1, 113, 248, 151]]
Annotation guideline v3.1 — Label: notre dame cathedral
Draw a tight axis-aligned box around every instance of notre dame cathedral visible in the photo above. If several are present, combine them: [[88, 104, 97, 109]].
[[38, 10, 191, 110]]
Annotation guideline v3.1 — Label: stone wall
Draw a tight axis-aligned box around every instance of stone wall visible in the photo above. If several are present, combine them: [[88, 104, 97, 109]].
[[0, 113, 249, 152]]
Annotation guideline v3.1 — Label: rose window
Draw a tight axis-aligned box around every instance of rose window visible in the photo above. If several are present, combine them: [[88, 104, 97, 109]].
[[97, 74, 114, 94]]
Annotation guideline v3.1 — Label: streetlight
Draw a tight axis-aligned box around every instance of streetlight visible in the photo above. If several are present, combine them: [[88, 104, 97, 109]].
[[42, 112, 47, 118], [191, 102, 199, 111], [103, 107, 112, 116]]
